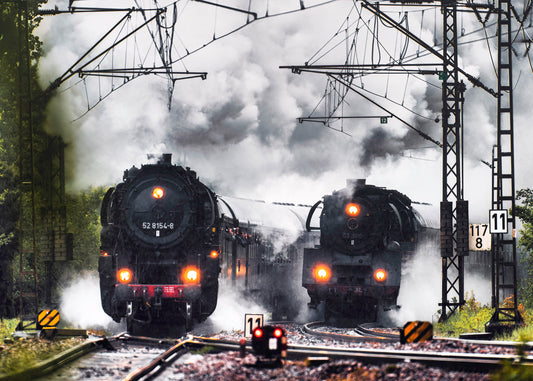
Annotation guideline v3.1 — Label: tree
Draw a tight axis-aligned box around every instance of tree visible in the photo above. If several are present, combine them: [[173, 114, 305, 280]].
[[513, 189, 533, 308], [0, 1, 48, 317]]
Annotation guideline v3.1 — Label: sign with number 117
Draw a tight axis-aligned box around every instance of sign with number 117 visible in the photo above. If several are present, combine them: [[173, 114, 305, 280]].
[[469, 223, 491, 251]]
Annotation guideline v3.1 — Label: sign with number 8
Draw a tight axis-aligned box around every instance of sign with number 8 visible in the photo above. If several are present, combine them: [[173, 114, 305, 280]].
[[469, 223, 491, 251]]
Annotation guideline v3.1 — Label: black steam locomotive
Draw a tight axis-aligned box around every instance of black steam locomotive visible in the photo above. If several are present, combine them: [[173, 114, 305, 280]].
[[303, 179, 437, 323], [98, 154, 312, 334]]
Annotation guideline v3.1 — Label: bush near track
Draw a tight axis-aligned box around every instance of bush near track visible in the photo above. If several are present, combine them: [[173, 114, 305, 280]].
[[434, 292, 533, 341]]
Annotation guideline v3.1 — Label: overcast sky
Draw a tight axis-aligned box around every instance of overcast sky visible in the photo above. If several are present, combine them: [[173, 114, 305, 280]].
[[36, 0, 533, 222]]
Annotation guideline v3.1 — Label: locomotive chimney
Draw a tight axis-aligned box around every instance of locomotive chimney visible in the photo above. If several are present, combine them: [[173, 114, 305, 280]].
[[159, 153, 172, 165], [346, 179, 366, 190]]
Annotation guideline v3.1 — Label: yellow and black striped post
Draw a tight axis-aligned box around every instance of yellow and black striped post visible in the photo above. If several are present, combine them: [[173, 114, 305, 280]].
[[37, 309, 60, 330], [400, 321, 433, 344]]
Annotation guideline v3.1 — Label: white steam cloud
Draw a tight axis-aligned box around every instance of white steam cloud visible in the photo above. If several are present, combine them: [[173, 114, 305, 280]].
[[60, 272, 123, 332], [206, 289, 267, 333], [387, 241, 492, 326], [385, 242, 442, 325]]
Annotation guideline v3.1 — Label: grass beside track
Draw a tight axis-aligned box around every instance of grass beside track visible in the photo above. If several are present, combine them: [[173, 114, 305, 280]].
[[433, 293, 533, 341], [0, 319, 85, 378]]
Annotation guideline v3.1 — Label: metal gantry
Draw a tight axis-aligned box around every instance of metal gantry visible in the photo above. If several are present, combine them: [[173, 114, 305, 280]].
[[17, 0, 39, 323], [486, 0, 524, 332], [281, 0, 473, 321], [438, 0, 469, 322]]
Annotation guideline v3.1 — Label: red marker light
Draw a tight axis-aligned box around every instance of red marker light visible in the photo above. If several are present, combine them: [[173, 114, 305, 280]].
[[152, 187, 164, 199], [273, 328, 283, 338], [345, 203, 360, 216]]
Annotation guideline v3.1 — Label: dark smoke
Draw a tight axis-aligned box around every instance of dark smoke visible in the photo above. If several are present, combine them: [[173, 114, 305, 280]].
[[359, 119, 440, 169], [359, 127, 403, 168], [169, 98, 252, 147]]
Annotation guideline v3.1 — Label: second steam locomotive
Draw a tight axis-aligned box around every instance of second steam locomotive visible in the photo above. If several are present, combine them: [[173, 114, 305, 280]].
[[303, 179, 438, 322]]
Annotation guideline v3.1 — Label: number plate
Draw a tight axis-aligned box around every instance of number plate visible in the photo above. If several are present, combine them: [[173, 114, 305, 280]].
[[469, 223, 491, 251], [489, 210, 508, 234], [141, 222, 175, 230], [244, 314, 263, 338]]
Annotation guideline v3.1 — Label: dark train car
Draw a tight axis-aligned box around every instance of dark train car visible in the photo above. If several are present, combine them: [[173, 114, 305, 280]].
[[98, 154, 315, 334], [217, 197, 319, 320], [302, 179, 438, 323]]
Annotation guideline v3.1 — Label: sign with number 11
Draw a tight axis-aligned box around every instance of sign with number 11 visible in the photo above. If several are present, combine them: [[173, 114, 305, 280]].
[[489, 210, 508, 234]]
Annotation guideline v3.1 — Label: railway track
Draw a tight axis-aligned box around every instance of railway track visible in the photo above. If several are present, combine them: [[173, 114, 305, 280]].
[[302, 321, 399, 342], [3, 326, 533, 380]]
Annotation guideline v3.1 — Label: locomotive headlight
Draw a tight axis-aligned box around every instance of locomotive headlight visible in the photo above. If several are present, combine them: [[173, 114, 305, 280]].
[[345, 203, 360, 217], [117, 268, 133, 284], [374, 268, 387, 282], [313, 264, 332, 282], [182, 266, 201, 284], [152, 187, 165, 199]]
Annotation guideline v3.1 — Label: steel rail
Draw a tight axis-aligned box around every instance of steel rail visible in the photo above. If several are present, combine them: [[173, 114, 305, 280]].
[[5, 330, 533, 380], [185, 335, 533, 373], [303, 321, 398, 343], [286, 343, 533, 372], [123, 338, 193, 381]]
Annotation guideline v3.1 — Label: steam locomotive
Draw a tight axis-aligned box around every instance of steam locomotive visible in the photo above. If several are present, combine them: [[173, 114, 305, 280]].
[[98, 153, 440, 333], [98, 154, 313, 334], [302, 179, 438, 323]]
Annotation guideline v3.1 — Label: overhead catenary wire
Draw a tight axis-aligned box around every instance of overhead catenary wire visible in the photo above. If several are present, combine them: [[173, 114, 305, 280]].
[[50, 0, 338, 119]]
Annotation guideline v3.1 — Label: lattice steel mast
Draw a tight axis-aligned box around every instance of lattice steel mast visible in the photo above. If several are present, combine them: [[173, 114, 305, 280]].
[[486, 0, 524, 332], [17, 0, 39, 324], [438, 0, 469, 322]]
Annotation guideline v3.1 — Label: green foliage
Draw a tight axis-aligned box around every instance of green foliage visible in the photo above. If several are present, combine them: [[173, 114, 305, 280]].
[[64, 187, 106, 273], [39, 187, 106, 298], [0, 336, 84, 376], [490, 335, 533, 381], [434, 291, 494, 337], [514, 189, 533, 308], [0, 319, 19, 343], [1, 1, 50, 317], [190, 345, 216, 355]]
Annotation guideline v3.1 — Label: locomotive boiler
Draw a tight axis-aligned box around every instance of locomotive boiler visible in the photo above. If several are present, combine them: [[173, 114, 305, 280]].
[[302, 179, 437, 323], [98, 154, 313, 334]]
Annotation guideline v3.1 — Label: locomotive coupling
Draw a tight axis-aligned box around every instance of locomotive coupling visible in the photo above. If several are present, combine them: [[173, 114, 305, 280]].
[[153, 287, 163, 309]]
